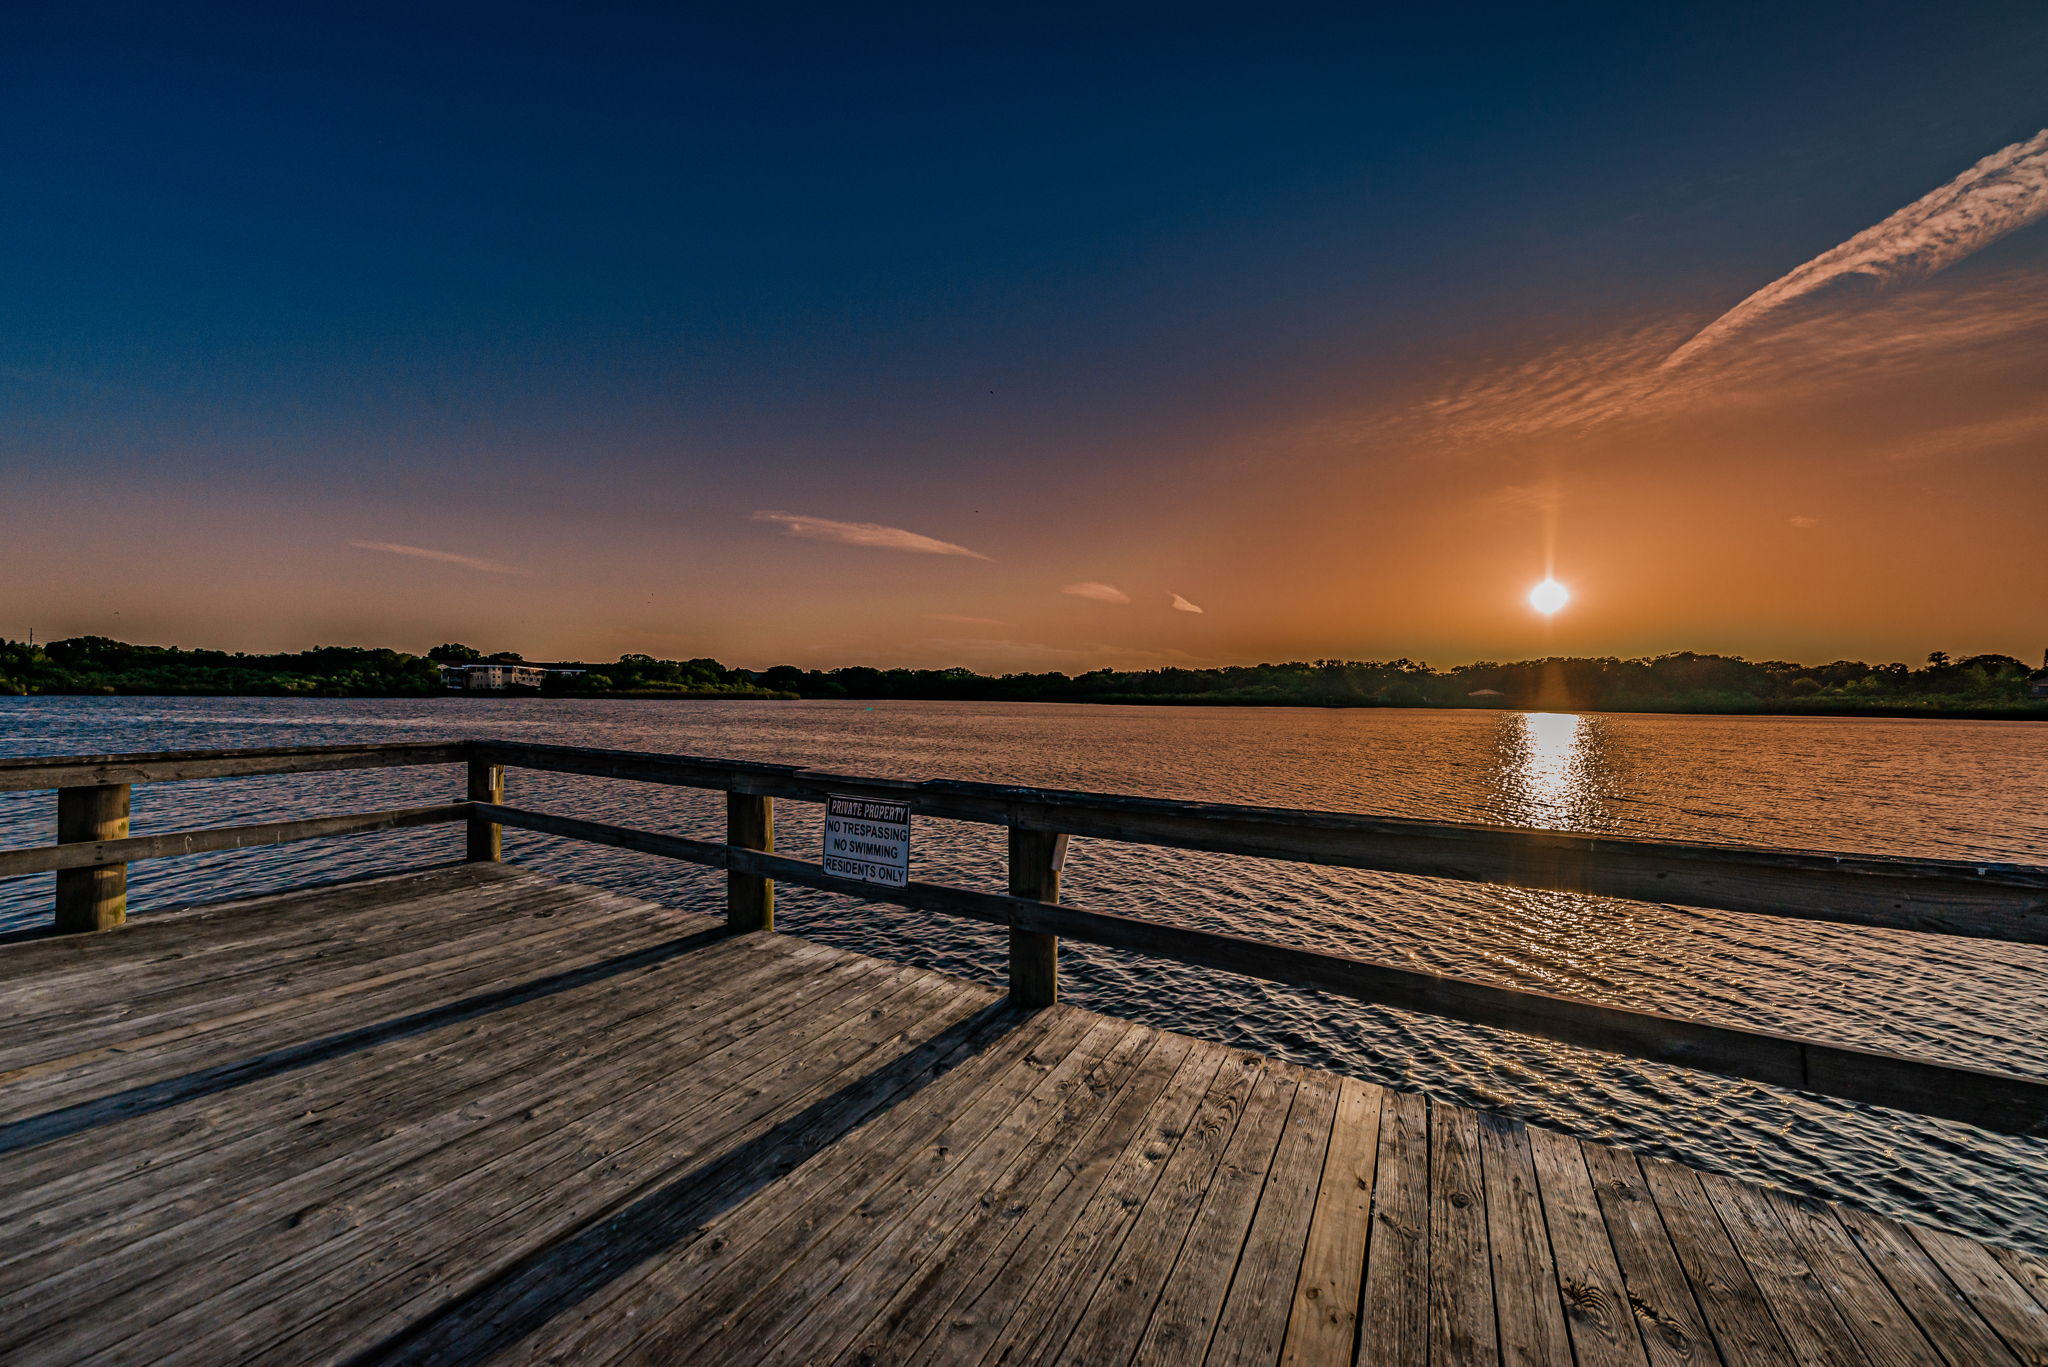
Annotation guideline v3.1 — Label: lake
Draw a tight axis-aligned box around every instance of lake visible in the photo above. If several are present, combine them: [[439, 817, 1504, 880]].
[[3, 695, 2044, 1251]]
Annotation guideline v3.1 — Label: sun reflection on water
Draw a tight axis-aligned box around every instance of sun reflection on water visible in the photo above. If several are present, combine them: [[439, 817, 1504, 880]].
[[1499, 711, 1603, 830]]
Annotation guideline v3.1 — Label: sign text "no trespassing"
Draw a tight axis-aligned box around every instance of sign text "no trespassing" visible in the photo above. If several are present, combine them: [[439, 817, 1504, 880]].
[[822, 796, 910, 887]]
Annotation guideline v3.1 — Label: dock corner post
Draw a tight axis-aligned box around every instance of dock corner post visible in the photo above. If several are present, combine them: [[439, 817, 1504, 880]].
[[466, 759, 504, 862], [1007, 826, 1065, 1008], [726, 790, 774, 932], [55, 783, 130, 933]]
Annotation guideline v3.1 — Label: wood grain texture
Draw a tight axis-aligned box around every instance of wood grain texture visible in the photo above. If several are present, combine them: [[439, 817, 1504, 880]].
[[725, 791, 774, 931], [480, 802, 2048, 1136], [466, 759, 504, 862], [477, 738, 2048, 940], [1478, 1113, 1574, 1367], [0, 803, 470, 879], [1, 863, 2042, 1367], [53, 783, 129, 933], [1279, 1077, 1380, 1366]]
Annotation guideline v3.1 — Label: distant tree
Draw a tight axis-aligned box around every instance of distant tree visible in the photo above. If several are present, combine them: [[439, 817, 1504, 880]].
[[428, 643, 483, 663], [1926, 650, 1950, 668]]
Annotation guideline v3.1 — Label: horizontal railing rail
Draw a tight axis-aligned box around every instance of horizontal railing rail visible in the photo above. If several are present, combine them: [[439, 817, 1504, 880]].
[[4, 740, 2045, 1135], [475, 800, 2048, 1136], [0, 742, 469, 792], [478, 740, 2048, 943], [0, 805, 471, 879]]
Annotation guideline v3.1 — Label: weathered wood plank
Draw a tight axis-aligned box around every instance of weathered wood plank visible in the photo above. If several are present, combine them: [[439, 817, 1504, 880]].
[[842, 1030, 1202, 1366], [0, 741, 467, 792], [1125, 1066, 1303, 1367], [606, 1011, 1118, 1367], [1528, 1124, 1652, 1367], [0, 933, 816, 1295], [1906, 1222, 2048, 1364], [35, 966, 971, 1365], [1634, 1155, 1799, 1367], [1006, 827, 1062, 1008], [0, 866, 543, 1022], [740, 1022, 1154, 1367], [0, 943, 890, 1356], [1358, 1088, 1430, 1367], [362, 969, 1024, 1367], [1580, 1141, 1719, 1365], [1206, 1069, 1344, 1367], [174, 970, 970, 1366], [0, 862, 519, 986], [823, 1021, 1169, 1367], [466, 758, 504, 862], [2, 863, 2042, 1367], [1990, 1245, 2048, 1317], [478, 739, 2048, 941], [1019, 1051, 1268, 1365], [725, 790, 773, 931], [1697, 1172, 1868, 1367], [1428, 1102, 1499, 1366], [1477, 1113, 1575, 1367], [0, 878, 668, 1072], [1833, 1203, 2023, 1367], [0, 802, 470, 879], [932, 1043, 1230, 1367], [53, 783, 129, 932], [0, 888, 671, 1120], [1757, 1187, 1944, 1367], [1278, 1076, 1381, 1366], [481, 803, 2048, 1137]]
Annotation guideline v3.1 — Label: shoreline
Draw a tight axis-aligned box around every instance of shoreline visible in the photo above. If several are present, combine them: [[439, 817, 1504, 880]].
[[6, 690, 2044, 722]]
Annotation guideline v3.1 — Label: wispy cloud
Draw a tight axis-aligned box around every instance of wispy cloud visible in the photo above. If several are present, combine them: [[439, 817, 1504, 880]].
[[348, 540, 533, 575], [1400, 273, 2048, 449], [752, 511, 990, 559], [1788, 515, 1821, 529], [1881, 410, 2048, 463], [1170, 593, 1204, 613], [1665, 129, 2048, 368], [1062, 581, 1131, 605]]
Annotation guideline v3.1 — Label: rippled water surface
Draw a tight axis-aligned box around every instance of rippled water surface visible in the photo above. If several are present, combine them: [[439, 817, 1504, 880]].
[[3, 696, 2044, 1249]]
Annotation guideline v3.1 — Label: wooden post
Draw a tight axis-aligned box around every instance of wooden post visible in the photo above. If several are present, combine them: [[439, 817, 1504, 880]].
[[466, 760, 504, 862], [1008, 826, 1066, 1008], [55, 783, 130, 933], [726, 791, 774, 932]]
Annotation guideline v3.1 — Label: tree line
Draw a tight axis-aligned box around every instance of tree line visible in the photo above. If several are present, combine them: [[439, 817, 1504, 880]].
[[2, 636, 2043, 717]]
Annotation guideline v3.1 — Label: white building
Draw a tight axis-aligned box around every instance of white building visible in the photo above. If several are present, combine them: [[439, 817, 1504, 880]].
[[438, 663, 554, 691]]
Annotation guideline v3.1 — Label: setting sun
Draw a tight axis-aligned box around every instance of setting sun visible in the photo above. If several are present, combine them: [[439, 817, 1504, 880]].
[[1528, 578, 1570, 615]]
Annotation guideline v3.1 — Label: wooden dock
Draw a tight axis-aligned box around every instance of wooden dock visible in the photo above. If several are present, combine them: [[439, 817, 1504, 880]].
[[0, 864, 2041, 1365], [2, 741, 2047, 1364]]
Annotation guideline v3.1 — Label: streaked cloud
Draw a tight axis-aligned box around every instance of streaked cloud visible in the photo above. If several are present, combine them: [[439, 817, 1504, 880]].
[[1062, 581, 1131, 605], [1666, 129, 2048, 368], [1398, 273, 2048, 450], [1170, 593, 1205, 613], [348, 540, 533, 575], [752, 510, 991, 559], [1882, 410, 2048, 463], [1788, 515, 1821, 529]]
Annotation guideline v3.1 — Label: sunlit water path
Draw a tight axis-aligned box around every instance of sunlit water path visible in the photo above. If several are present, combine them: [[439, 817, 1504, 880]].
[[3, 696, 2044, 1250]]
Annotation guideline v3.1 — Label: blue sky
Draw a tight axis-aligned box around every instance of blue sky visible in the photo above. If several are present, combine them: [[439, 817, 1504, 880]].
[[6, 3, 2046, 667]]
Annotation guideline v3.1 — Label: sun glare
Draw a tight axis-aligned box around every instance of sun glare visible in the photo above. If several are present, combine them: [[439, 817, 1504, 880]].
[[1528, 578, 1570, 615]]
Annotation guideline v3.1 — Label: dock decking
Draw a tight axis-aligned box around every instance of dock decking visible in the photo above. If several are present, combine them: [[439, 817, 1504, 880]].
[[2, 864, 2043, 1366]]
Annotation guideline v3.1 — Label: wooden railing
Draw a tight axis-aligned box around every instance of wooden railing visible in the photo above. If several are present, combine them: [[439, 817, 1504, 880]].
[[2, 740, 2045, 1135]]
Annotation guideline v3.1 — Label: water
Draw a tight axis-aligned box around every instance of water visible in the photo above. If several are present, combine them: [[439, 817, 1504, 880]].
[[3, 695, 2044, 1250]]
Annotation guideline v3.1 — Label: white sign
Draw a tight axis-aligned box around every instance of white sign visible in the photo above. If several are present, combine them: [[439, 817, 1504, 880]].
[[823, 795, 911, 887]]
